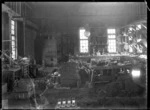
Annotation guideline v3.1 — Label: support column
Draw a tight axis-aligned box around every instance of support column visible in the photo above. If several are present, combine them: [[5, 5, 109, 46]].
[[8, 13, 12, 65], [23, 18, 26, 56]]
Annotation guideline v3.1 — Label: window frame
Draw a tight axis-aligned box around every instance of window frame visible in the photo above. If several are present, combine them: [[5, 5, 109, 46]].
[[107, 29, 116, 53], [79, 28, 89, 53], [11, 20, 17, 60]]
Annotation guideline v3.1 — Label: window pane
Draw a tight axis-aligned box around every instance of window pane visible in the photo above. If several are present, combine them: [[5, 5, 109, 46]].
[[12, 46, 15, 49], [108, 35, 116, 38], [80, 40, 88, 53], [11, 20, 15, 25], [108, 39, 116, 53], [11, 30, 15, 35], [107, 29, 116, 34], [12, 45, 15, 48], [12, 55, 15, 59], [12, 36, 15, 40], [12, 55, 16, 60], [108, 40, 116, 44], [12, 51, 15, 55], [12, 49, 16, 51], [80, 29, 88, 39], [11, 25, 15, 30], [12, 41, 15, 46]]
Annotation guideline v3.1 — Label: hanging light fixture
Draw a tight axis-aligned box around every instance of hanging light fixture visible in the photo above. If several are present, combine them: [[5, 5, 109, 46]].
[[84, 30, 91, 37], [84, 24, 91, 37]]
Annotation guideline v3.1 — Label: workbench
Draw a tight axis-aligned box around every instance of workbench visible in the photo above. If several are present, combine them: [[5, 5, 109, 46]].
[[37, 67, 56, 77], [90, 64, 133, 85], [76, 54, 138, 62], [94, 64, 132, 70]]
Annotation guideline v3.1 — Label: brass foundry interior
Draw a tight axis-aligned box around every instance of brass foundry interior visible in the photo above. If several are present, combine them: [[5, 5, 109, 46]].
[[2, 2, 147, 109]]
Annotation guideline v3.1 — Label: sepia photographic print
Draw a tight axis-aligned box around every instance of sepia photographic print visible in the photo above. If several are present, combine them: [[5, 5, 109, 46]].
[[2, 2, 147, 109]]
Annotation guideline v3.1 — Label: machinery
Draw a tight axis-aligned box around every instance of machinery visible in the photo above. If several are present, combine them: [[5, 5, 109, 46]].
[[88, 56, 146, 95]]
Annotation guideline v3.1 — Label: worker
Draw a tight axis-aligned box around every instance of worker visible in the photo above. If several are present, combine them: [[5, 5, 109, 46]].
[[78, 65, 89, 88]]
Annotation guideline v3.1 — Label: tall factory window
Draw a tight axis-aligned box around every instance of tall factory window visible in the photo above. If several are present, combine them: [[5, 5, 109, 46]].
[[107, 29, 116, 53], [11, 20, 17, 59], [79, 28, 89, 53]]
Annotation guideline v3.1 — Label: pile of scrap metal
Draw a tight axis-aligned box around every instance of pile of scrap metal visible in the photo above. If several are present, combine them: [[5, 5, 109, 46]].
[[13, 77, 35, 99], [1, 50, 31, 70], [34, 77, 47, 91], [34, 68, 68, 96], [92, 57, 146, 108], [91, 57, 131, 67], [96, 76, 146, 108], [1, 50, 18, 69], [37, 67, 59, 77], [96, 74, 145, 97]]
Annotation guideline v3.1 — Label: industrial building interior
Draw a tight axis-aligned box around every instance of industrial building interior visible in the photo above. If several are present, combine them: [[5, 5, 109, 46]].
[[2, 2, 147, 109]]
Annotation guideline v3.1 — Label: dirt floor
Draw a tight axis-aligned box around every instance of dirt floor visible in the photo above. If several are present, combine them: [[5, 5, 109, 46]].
[[6, 62, 147, 109], [34, 86, 146, 109], [6, 83, 146, 109]]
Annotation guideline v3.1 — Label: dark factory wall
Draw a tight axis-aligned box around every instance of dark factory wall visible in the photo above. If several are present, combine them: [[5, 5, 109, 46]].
[[24, 26, 37, 59], [2, 2, 147, 62], [30, 2, 146, 56], [34, 32, 75, 64], [17, 21, 24, 57], [17, 22, 37, 59], [34, 35, 45, 64], [32, 2, 147, 30], [2, 12, 10, 53], [2, 2, 38, 59], [2, 12, 9, 41]]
